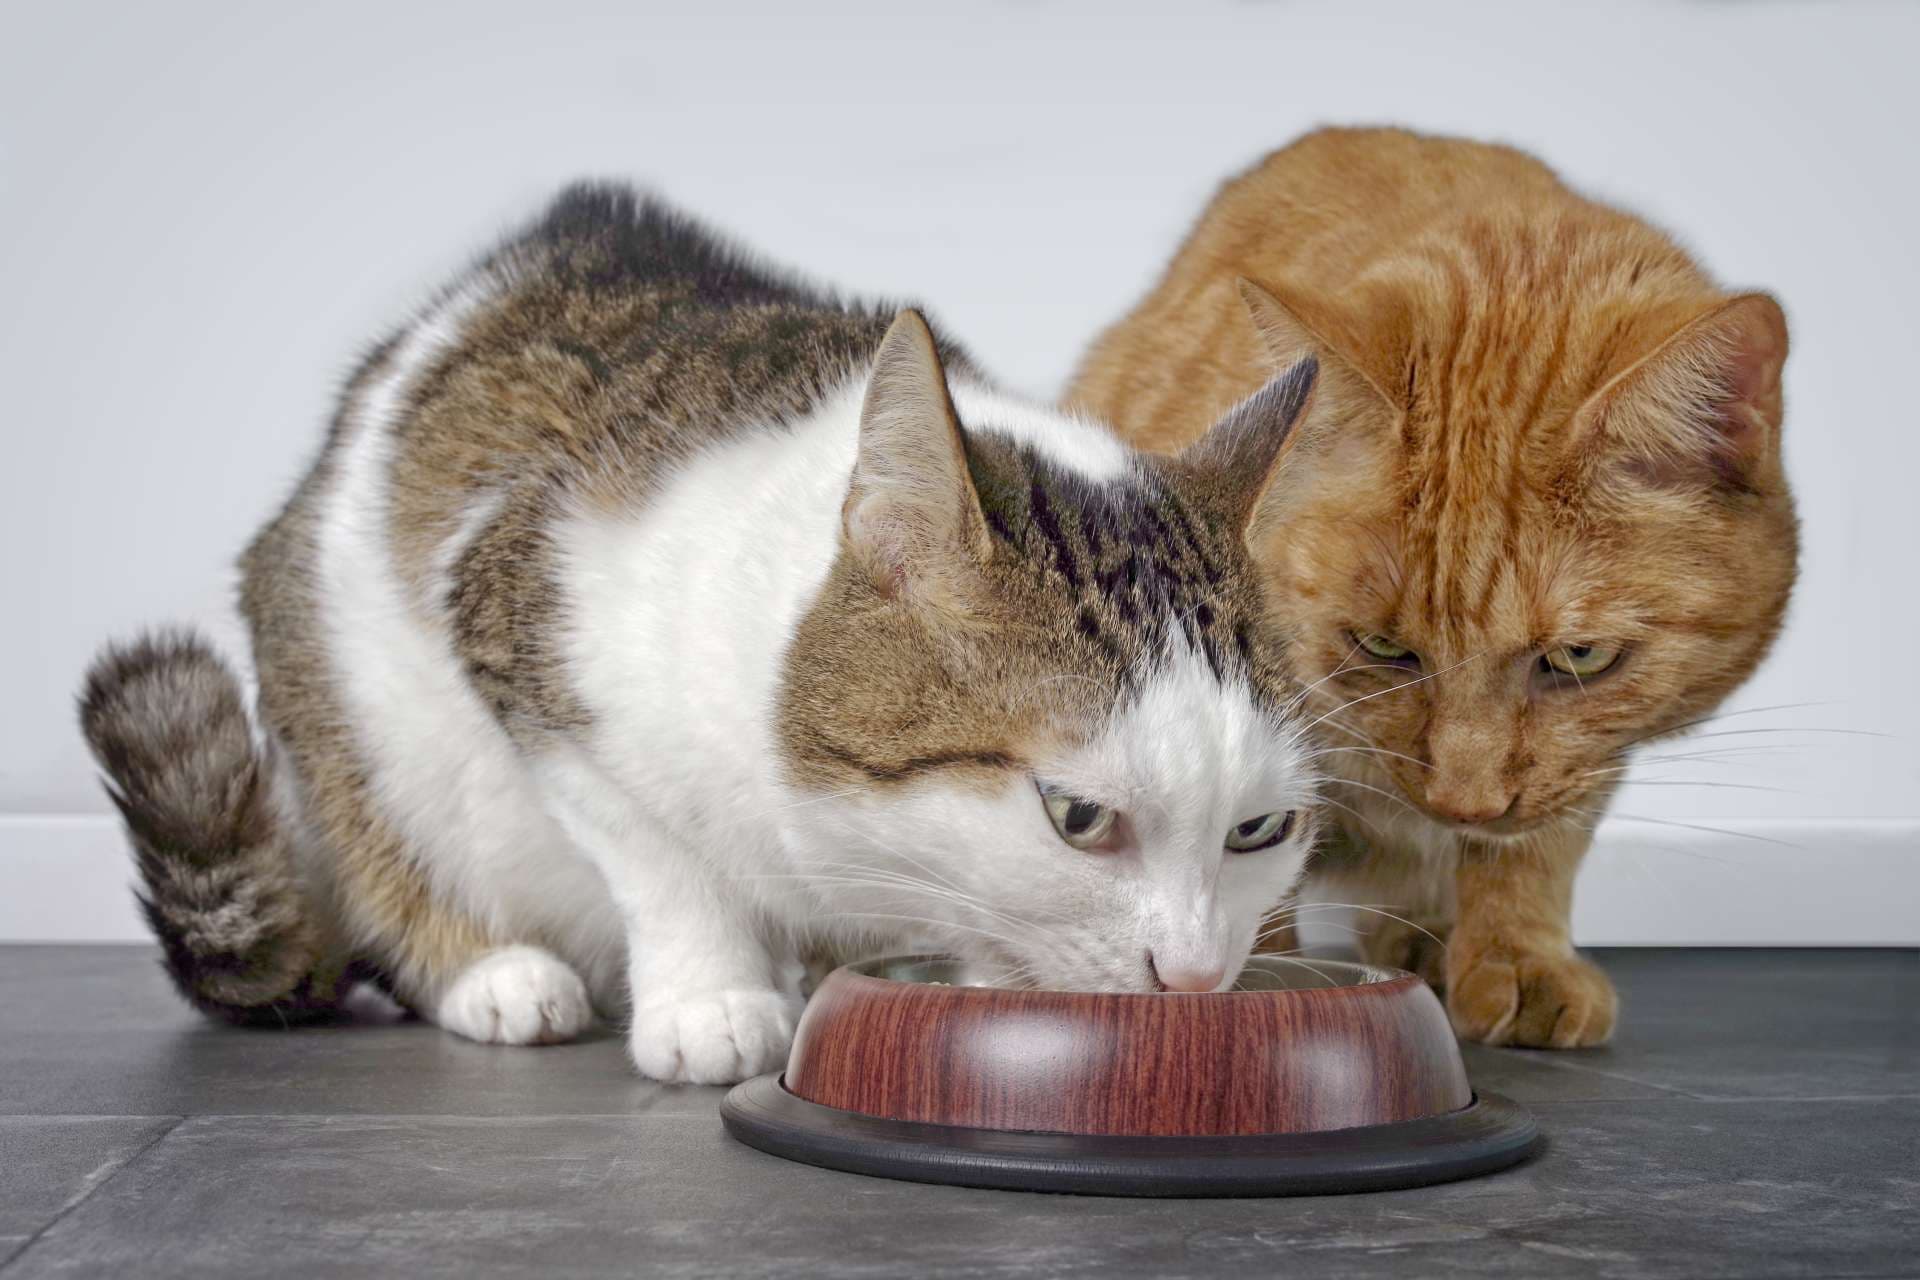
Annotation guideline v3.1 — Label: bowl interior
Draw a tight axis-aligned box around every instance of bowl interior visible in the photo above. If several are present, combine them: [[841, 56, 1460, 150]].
[[848, 953, 1395, 993]]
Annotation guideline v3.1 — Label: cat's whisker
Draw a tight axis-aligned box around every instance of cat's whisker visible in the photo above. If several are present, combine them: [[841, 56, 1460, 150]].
[[1660, 725, 1888, 746], [1279, 639, 1378, 723], [1248, 916, 1375, 949], [1281, 646, 1407, 718], [1307, 743, 1433, 773], [1254, 953, 1342, 987], [1615, 701, 1847, 752], [1306, 717, 1440, 783], [803, 827, 1077, 951], [821, 910, 1039, 956], [1602, 813, 1807, 851], [833, 832, 1082, 932], [803, 869, 1044, 934], [1590, 745, 1796, 775], [1598, 778, 1796, 795], [1301, 902, 1449, 950], [1278, 899, 1405, 914], [1634, 744, 1799, 763], [1311, 791, 1388, 837], [772, 863, 1062, 937], [754, 866, 1022, 932], [1557, 812, 1740, 868], [1324, 774, 1423, 817], [1300, 648, 1491, 736], [812, 833, 977, 899], [806, 817, 1051, 913], [1553, 803, 1758, 866]]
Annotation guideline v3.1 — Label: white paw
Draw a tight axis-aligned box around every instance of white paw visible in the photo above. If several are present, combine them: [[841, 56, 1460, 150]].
[[628, 989, 797, 1084], [436, 946, 594, 1046]]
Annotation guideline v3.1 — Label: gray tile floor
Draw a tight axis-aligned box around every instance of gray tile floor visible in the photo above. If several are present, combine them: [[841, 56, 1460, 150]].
[[1, 947, 1914, 1278]]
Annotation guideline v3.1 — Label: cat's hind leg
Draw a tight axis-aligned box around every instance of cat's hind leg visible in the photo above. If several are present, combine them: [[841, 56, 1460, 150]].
[[434, 944, 595, 1046]]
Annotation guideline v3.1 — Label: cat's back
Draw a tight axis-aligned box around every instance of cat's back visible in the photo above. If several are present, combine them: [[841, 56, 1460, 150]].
[[1185, 127, 1571, 285], [253, 184, 906, 567], [241, 186, 919, 739], [1068, 128, 1712, 447], [380, 185, 902, 559]]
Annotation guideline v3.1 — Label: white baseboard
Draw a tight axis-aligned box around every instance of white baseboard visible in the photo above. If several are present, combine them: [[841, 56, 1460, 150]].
[[1, 813, 1913, 946], [1570, 817, 1915, 946], [0, 816, 152, 943]]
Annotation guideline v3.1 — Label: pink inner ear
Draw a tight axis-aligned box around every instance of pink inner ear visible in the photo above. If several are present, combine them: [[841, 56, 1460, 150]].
[[1690, 376, 1765, 492], [1717, 299, 1787, 451], [1611, 394, 1757, 494], [1604, 296, 1786, 494]]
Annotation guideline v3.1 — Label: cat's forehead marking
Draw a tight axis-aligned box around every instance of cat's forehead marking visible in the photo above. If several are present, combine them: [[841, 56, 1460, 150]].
[[777, 400, 1302, 797], [1377, 221, 1751, 643], [966, 428, 1278, 702]]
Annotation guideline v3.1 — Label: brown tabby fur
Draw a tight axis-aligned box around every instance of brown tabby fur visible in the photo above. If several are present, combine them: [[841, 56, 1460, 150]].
[[82, 187, 1324, 1024], [1069, 127, 1798, 1047]]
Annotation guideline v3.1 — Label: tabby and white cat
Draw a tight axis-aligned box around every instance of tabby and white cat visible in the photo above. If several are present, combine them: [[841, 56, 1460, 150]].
[[82, 188, 1323, 1083]]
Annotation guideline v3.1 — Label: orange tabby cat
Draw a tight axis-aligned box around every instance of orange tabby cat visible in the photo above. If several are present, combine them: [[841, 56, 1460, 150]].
[[1068, 127, 1797, 1047]]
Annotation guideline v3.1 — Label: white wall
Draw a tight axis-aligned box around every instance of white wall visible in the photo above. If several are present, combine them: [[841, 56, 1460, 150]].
[[3, 0, 1914, 943]]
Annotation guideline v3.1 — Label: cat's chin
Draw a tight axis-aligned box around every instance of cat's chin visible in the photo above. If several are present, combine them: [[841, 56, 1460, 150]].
[[1392, 801, 1568, 847], [1437, 811, 1587, 846], [1451, 820, 1543, 845]]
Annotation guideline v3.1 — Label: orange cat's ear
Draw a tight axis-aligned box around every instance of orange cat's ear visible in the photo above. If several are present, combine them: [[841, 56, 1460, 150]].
[[1575, 293, 1789, 493], [1179, 354, 1321, 536], [1236, 278, 1402, 416]]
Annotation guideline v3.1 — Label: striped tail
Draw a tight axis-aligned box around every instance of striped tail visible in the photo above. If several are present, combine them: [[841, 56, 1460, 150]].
[[79, 630, 345, 1023]]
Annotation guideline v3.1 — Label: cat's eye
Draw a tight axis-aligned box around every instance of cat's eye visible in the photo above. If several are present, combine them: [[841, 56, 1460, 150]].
[[1541, 643, 1622, 679], [1040, 786, 1119, 850], [1225, 810, 1296, 852], [1354, 632, 1418, 664]]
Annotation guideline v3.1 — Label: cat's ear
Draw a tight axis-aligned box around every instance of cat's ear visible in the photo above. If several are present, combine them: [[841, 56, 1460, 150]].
[[843, 309, 993, 601], [1237, 278, 1402, 417], [1179, 354, 1322, 535], [1575, 293, 1789, 493]]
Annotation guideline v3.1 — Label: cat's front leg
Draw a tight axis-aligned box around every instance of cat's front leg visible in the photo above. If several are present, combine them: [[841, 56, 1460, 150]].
[[597, 837, 799, 1085], [1447, 825, 1617, 1049], [537, 759, 799, 1083]]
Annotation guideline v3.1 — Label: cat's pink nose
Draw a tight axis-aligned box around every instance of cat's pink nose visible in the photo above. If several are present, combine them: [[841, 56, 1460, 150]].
[[1149, 953, 1227, 993]]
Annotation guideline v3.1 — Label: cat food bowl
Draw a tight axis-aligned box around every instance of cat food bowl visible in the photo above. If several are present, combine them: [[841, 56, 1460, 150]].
[[720, 955, 1537, 1196]]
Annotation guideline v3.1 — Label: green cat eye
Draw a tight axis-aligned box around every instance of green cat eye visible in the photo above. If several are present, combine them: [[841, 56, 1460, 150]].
[[1355, 632, 1416, 663], [1225, 810, 1296, 852], [1542, 643, 1622, 679], [1040, 785, 1118, 850]]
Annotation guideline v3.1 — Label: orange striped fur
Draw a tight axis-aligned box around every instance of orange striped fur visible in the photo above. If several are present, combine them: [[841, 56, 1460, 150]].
[[1069, 128, 1797, 1046]]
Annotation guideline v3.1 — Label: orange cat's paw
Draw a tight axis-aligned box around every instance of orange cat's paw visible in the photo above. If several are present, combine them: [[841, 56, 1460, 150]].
[[1446, 944, 1616, 1048]]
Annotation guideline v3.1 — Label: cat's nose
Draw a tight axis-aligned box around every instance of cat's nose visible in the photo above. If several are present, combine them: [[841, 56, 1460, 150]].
[[1423, 719, 1519, 826], [1423, 786, 1516, 826], [1149, 953, 1227, 993]]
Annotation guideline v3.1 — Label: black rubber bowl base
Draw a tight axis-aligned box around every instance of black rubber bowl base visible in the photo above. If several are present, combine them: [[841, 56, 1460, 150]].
[[720, 1074, 1539, 1198]]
